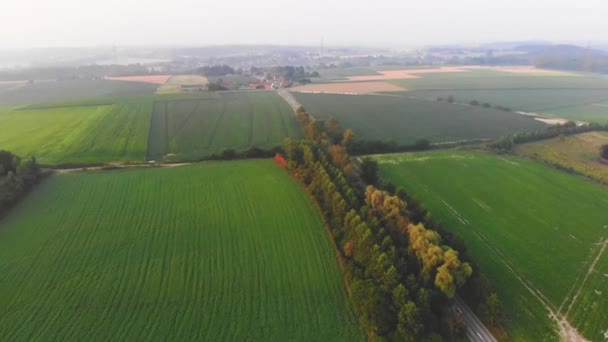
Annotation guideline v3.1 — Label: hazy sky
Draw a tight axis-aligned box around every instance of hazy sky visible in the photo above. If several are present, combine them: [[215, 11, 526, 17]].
[[1, 0, 606, 48]]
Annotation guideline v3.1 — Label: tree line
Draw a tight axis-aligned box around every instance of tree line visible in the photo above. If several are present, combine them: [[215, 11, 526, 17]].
[[284, 110, 488, 340], [489, 121, 608, 153], [0, 151, 45, 217]]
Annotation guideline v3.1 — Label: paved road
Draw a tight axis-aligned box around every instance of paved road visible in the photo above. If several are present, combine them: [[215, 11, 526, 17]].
[[277, 89, 301, 112], [454, 297, 497, 342]]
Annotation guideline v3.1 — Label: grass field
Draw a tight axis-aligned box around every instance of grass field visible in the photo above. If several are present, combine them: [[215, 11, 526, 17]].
[[294, 92, 546, 144], [0, 79, 157, 106], [518, 131, 608, 185], [391, 70, 608, 123], [0, 160, 363, 341], [147, 91, 302, 160], [0, 99, 152, 164], [373, 150, 608, 340]]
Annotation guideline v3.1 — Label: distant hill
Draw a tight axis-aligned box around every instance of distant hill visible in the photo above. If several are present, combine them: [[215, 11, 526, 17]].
[[514, 44, 606, 57], [514, 44, 608, 73]]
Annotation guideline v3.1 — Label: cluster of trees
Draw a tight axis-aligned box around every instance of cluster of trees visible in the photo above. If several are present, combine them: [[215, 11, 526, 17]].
[[0, 151, 44, 216], [196, 65, 235, 77], [437, 96, 512, 112], [206, 81, 229, 91], [283, 115, 478, 340], [489, 121, 608, 153], [272, 66, 319, 83]]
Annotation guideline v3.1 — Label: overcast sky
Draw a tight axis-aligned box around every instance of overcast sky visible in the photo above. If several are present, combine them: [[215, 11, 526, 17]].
[[1, 0, 606, 49]]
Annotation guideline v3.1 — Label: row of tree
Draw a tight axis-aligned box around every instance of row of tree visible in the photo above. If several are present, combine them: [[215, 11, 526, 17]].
[[0, 151, 44, 216], [489, 121, 608, 153], [284, 112, 478, 340], [437, 96, 513, 112]]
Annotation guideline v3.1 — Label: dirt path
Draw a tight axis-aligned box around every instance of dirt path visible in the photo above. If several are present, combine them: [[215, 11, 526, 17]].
[[471, 231, 588, 341], [565, 238, 608, 316]]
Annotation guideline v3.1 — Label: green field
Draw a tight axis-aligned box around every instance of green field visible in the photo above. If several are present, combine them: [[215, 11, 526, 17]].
[[294, 92, 546, 144], [392, 70, 608, 123], [0, 99, 152, 164], [0, 79, 157, 106], [0, 160, 363, 341], [147, 91, 302, 160], [373, 150, 608, 340]]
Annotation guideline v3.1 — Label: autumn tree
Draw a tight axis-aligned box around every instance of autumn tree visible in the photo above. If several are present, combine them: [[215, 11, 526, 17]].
[[329, 144, 352, 176], [342, 128, 355, 151], [327, 117, 342, 144]]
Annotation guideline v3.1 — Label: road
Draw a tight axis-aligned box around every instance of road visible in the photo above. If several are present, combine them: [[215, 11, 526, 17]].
[[277, 89, 301, 112], [454, 297, 497, 342]]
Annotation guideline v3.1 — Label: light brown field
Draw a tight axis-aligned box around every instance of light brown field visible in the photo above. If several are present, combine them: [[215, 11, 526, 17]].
[[168, 75, 209, 85], [289, 81, 406, 94], [105, 75, 171, 85], [347, 67, 469, 81], [346, 65, 576, 81], [463, 65, 576, 76]]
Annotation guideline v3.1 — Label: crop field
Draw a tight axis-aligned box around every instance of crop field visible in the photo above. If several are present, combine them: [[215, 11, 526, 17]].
[[373, 151, 608, 340], [0, 160, 363, 341], [294, 92, 545, 144], [157, 75, 210, 94], [289, 81, 405, 94], [0, 99, 152, 164], [167, 75, 209, 85], [517, 131, 608, 185], [206, 75, 259, 88], [316, 67, 381, 81], [0, 79, 157, 106], [105, 75, 171, 85], [147, 91, 301, 160], [390, 70, 608, 123]]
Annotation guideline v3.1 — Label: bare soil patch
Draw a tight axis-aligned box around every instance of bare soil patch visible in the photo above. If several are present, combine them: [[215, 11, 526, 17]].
[[463, 65, 576, 76], [105, 75, 171, 85], [290, 81, 406, 94], [345, 65, 574, 81], [347, 67, 469, 81]]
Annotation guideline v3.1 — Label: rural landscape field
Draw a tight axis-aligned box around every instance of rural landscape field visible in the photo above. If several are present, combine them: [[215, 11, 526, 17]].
[[0, 99, 153, 164], [294, 92, 546, 145], [147, 91, 301, 160], [3, 3, 608, 340], [373, 151, 608, 340], [0, 161, 363, 341]]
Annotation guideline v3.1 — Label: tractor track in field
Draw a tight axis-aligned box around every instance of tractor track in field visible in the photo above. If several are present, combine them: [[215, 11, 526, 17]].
[[472, 230, 589, 341]]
